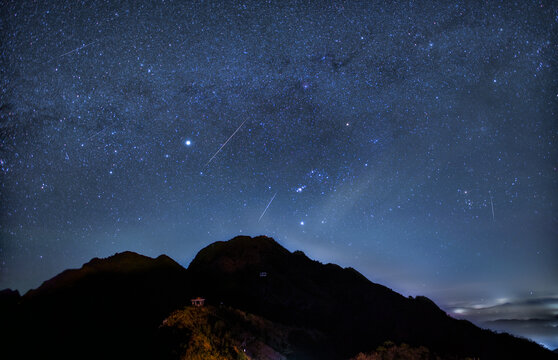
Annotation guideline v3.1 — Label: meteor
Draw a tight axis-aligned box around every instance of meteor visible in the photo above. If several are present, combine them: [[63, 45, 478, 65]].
[[258, 192, 277, 222], [489, 191, 495, 221], [204, 119, 247, 167], [58, 40, 98, 59]]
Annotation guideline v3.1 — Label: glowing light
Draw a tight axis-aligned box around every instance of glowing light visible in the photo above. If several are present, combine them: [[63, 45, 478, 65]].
[[185, 139, 192, 146], [300, 221, 305, 226], [495, 297, 509, 305]]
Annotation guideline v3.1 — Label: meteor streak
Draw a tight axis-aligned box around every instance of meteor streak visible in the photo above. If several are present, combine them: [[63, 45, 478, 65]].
[[58, 40, 98, 59], [258, 192, 277, 222], [86, 127, 108, 141], [204, 119, 247, 167], [489, 191, 495, 221]]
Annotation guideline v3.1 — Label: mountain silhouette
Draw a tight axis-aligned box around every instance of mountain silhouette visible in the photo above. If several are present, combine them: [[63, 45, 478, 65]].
[[2, 235, 556, 359], [2, 251, 191, 359]]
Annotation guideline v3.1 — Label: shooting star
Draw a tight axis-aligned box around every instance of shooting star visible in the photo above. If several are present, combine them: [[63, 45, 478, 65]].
[[258, 192, 277, 222], [57, 40, 98, 59], [489, 191, 495, 221], [204, 119, 247, 167], [86, 127, 108, 142]]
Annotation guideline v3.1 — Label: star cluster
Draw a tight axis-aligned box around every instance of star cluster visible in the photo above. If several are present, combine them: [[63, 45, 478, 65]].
[[1, 0, 557, 349]]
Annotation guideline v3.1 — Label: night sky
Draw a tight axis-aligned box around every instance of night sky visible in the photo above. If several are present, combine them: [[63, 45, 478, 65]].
[[1, 0, 557, 349]]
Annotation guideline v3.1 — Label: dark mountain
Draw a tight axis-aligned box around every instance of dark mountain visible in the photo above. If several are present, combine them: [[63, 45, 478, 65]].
[[0, 288, 20, 308], [3, 251, 191, 359], [2, 235, 556, 360], [186, 236, 556, 359]]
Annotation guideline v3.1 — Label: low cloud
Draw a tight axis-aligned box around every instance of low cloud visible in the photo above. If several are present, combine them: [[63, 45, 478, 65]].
[[448, 297, 558, 350]]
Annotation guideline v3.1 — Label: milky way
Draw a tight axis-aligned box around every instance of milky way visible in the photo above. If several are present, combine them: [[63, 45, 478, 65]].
[[1, 0, 557, 349]]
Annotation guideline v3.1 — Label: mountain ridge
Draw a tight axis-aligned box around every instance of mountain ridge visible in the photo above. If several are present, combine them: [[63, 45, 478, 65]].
[[23, 251, 183, 298], [1, 235, 556, 360]]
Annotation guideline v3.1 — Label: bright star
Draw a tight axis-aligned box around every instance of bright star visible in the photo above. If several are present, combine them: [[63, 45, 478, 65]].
[[185, 139, 192, 146], [300, 221, 304, 226]]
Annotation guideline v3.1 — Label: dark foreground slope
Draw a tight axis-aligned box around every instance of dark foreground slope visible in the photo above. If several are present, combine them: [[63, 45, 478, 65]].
[[1, 236, 556, 360], [2, 251, 191, 359], [187, 236, 555, 360]]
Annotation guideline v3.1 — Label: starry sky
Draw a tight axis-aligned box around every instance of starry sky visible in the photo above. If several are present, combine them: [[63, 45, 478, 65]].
[[1, 0, 557, 349]]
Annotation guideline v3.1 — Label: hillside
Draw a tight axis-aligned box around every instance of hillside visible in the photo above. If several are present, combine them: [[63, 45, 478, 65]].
[[2, 251, 191, 359], [1, 235, 556, 360], [159, 304, 325, 360], [187, 236, 556, 359]]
